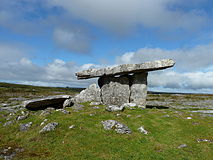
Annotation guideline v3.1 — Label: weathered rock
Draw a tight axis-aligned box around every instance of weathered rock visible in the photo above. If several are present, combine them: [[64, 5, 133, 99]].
[[101, 120, 132, 134], [106, 105, 124, 112], [72, 103, 85, 112], [39, 122, 59, 133], [90, 102, 101, 106], [20, 122, 32, 131], [56, 109, 70, 114], [23, 95, 71, 110], [178, 144, 187, 148], [40, 110, 51, 116], [121, 103, 137, 109], [73, 84, 101, 103], [69, 125, 75, 129], [63, 98, 74, 108], [3, 121, 14, 127], [100, 76, 130, 106], [138, 126, 148, 134], [16, 115, 28, 121], [130, 72, 148, 108], [76, 59, 175, 79], [40, 119, 48, 126]]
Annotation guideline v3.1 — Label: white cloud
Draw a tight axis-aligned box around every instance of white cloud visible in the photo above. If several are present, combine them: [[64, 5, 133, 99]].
[[116, 43, 213, 72], [53, 27, 92, 53], [47, 0, 207, 34]]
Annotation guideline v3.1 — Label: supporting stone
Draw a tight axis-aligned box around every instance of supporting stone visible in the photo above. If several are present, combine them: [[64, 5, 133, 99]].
[[99, 76, 130, 106], [130, 72, 148, 108]]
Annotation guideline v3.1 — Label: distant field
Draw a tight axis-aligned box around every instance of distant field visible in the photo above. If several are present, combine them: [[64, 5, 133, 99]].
[[0, 82, 212, 160]]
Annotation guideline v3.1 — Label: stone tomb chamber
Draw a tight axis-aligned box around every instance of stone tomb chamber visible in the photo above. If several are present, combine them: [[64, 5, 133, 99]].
[[76, 59, 175, 108]]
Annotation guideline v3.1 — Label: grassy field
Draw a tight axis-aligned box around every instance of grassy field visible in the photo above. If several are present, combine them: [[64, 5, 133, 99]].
[[0, 82, 212, 160]]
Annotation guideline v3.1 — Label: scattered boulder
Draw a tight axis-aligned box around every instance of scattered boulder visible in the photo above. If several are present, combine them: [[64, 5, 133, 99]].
[[90, 102, 101, 106], [23, 95, 71, 110], [106, 105, 124, 112], [40, 119, 48, 126], [69, 125, 75, 129], [16, 114, 28, 121], [177, 144, 187, 148], [73, 84, 101, 103], [63, 98, 74, 108], [20, 122, 32, 131], [101, 120, 132, 134], [3, 121, 14, 127], [138, 126, 148, 134], [40, 110, 51, 116], [39, 122, 59, 133], [72, 103, 85, 112], [121, 103, 137, 110], [56, 109, 70, 114], [100, 76, 130, 106]]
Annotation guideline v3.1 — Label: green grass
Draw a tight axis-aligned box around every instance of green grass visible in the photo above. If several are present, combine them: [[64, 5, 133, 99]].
[[0, 82, 213, 160]]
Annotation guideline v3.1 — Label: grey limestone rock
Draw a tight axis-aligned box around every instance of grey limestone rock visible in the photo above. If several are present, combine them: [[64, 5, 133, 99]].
[[56, 109, 70, 114], [138, 126, 148, 134], [106, 105, 124, 112], [89, 101, 101, 106], [73, 84, 101, 103], [20, 122, 32, 131], [63, 98, 74, 108], [121, 103, 137, 109], [100, 76, 130, 106], [76, 59, 175, 79], [101, 120, 132, 134], [3, 121, 14, 127], [23, 95, 71, 110], [16, 115, 28, 121], [39, 122, 59, 133], [130, 72, 148, 108]]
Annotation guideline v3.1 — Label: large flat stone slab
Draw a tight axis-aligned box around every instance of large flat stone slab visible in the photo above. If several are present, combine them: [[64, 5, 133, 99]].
[[76, 59, 175, 79], [23, 95, 71, 110]]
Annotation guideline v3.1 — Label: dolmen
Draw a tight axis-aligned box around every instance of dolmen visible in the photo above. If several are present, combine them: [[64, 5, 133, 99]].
[[76, 59, 175, 108]]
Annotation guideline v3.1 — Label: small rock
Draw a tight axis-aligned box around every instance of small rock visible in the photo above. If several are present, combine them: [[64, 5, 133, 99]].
[[63, 98, 74, 108], [138, 126, 148, 134], [116, 114, 121, 116], [163, 115, 170, 118], [178, 144, 187, 148], [56, 109, 70, 114], [89, 113, 94, 116], [39, 122, 59, 133], [92, 106, 100, 109], [1, 103, 8, 107], [106, 105, 124, 112], [126, 114, 131, 118], [90, 102, 101, 106], [20, 122, 32, 131], [197, 139, 213, 143], [69, 125, 75, 129], [40, 119, 48, 126], [3, 121, 14, 127], [72, 103, 85, 111], [16, 115, 28, 121], [40, 110, 51, 116], [121, 103, 137, 109], [136, 115, 141, 118], [101, 120, 131, 134], [186, 117, 192, 119]]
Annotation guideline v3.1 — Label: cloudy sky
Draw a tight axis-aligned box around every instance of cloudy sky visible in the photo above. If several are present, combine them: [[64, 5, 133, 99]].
[[0, 0, 213, 93]]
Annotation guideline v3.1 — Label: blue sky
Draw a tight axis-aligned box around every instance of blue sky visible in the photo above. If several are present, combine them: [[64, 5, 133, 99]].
[[0, 0, 213, 93]]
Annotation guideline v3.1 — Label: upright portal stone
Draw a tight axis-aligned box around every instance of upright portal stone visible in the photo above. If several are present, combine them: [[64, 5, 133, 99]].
[[130, 73, 148, 108], [99, 76, 130, 106]]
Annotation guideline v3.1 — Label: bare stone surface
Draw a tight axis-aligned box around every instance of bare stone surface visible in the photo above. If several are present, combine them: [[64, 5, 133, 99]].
[[101, 120, 132, 134], [63, 98, 74, 108], [106, 105, 124, 112], [39, 122, 59, 133], [100, 76, 130, 106], [20, 122, 32, 131], [73, 84, 101, 103], [23, 95, 71, 110], [76, 59, 175, 79], [130, 72, 148, 108]]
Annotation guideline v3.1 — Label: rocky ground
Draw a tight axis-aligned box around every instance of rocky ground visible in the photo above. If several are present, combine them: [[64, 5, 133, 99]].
[[0, 82, 212, 160]]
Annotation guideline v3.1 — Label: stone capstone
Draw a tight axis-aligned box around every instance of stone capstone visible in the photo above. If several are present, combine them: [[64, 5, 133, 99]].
[[73, 84, 101, 103], [101, 120, 132, 134], [99, 76, 130, 106], [23, 95, 71, 110], [76, 59, 175, 79]]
